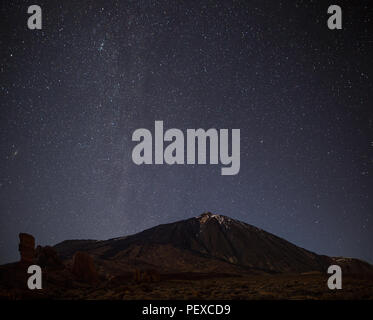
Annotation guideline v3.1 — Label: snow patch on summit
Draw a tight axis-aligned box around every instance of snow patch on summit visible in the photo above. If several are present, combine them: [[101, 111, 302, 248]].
[[197, 212, 232, 228]]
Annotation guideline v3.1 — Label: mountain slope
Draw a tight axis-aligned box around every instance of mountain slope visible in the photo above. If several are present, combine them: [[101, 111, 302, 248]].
[[54, 212, 336, 273]]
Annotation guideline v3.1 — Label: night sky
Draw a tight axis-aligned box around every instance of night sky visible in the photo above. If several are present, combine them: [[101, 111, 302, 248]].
[[1, 1, 372, 264]]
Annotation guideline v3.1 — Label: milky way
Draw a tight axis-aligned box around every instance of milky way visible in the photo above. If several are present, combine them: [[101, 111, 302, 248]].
[[0, 1, 372, 264]]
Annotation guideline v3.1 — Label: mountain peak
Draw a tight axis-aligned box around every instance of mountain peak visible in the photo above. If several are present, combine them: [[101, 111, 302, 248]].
[[197, 212, 232, 226]]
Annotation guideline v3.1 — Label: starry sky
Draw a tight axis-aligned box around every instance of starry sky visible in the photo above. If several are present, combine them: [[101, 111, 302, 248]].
[[0, 0, 372, 264]]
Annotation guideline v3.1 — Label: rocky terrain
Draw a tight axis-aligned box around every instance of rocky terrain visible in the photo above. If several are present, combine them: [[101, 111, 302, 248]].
[[1, 212, 373, 299]]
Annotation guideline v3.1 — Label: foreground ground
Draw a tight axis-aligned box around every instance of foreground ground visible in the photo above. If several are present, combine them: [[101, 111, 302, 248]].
[[2, 271, 373, 300]]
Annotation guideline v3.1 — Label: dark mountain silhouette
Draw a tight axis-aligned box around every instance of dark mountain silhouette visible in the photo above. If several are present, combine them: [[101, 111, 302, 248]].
[[2, 212, 373, 299], [53, 212, 368, 274]]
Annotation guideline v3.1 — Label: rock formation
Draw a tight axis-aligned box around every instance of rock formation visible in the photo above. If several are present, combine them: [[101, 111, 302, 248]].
[[35, 245, 64, 270], [71, 251, 99, 284], [134, 269, 160, 282], [18, 233, 35, 264]]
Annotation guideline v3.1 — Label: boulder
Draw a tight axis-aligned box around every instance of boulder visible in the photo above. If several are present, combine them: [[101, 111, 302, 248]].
[[71, 251, 99, 284]]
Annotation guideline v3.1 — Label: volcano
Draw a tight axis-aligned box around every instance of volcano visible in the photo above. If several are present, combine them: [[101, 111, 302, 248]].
[[2, 212, 373, 300], [53, 212, 370, 275]]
